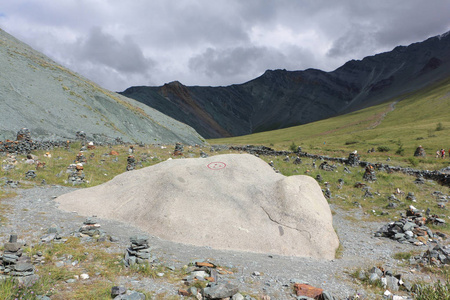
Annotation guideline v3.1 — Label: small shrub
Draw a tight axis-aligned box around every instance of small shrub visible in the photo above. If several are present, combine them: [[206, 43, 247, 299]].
[[414, 274, 450, 300], [395, 145, 405, 156], [289, 141, 298, 152], [436, 122, 444, 131], [377, 146, 390, 152], [345, 140, 358, 145], [408, 157, 419, 167]]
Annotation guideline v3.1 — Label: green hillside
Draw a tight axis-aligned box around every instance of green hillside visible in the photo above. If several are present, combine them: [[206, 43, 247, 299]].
[[209, 77, 450, 169]]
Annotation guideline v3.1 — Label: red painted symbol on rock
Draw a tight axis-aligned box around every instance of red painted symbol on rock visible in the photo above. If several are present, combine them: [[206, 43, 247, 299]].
[[207, 162, 226, 170]]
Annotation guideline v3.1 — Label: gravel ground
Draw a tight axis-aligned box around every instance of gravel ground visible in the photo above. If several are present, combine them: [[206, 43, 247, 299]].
[[0, 185, 437, 299]]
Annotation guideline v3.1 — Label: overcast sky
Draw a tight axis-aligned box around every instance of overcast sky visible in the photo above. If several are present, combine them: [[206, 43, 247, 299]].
[[1, 1, 450, 91]]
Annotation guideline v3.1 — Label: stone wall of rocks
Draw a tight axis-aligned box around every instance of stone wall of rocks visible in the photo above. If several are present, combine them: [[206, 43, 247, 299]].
[[223, 145, 450, 187]]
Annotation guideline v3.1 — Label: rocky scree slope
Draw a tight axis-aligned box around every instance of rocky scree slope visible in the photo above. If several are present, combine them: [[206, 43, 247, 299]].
[[121, 30, 450, 138], [0, 28, 204, 145]]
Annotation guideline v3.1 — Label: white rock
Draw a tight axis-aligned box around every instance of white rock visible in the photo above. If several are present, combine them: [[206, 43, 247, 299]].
[[57, 154, 339, 259], [80, 273, 89, 280]]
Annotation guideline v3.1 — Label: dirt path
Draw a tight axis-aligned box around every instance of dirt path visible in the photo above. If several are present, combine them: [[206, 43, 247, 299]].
[[367, 100, 399, 129]]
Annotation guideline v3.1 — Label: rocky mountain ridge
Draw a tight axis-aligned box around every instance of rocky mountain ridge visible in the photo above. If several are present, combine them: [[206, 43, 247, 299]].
[[121, 30, 450, 138], [0, 28, 204, 144]]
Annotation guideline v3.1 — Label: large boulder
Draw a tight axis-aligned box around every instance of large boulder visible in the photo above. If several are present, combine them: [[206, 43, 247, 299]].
[[56, 154, 339, 259]]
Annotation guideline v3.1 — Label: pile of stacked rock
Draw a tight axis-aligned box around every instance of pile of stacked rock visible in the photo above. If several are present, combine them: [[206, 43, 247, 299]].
[[126, 155, 135, 171], [178, 260, 244, 300], [347, 152, 360, 167], [293, 157, 302, 164], [363, 165, 377, 182], [319, 161, 337, 171], [0, 234, 39, 286], [414, 145, 426, 157], [173, 142, 184, 156], [78, 218, 105, 240], [25, 170, 36, 179], [67, 163, 85, 185], [375, 207, 445, 245], [362, 266, 412, 293], [123, 236, 155, 266], [411, 244, 450, 266]]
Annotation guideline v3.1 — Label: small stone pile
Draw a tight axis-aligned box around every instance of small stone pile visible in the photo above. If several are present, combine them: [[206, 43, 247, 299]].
[[75, 152, 87, 163], [319, 161, 337, 171], [347, 152, 360, 167], [25, 170, 36, 179], [414, 145, 426, 157], [414, 174, 425, 184], [16, 128, 32, 142], [412, 244, 450, 266], [126, 155, 135, 171], [179, 260, 242, 299], [0, 234, 39, 286], [363, 165, 376, 182], [361, 266, 412, 293], [111, 286, 146, 300], [123, 236, 155, 266], [375, 207, 445, 245], [40, 224, 65, 243], [78, 217, 105, 239], [67, 163, 86, 185], [293, 157, 302, 164], [173, 142, 184, 156], [4, 180, 20, 188], [200, 150, 209, 158]]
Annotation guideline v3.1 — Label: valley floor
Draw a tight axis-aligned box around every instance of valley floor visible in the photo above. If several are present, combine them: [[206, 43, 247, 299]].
[[0, 185, 438, 299]]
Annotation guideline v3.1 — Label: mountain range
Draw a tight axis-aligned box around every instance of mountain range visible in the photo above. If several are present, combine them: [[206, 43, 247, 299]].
[[120, 31, 450, 139], [0, 28, 203, 144]]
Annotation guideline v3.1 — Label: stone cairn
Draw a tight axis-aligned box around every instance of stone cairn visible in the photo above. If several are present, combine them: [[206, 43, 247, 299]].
[[123, 236, 154, 267], [126, 155, 136, 171], [16, 128, 32, 142], [347, 152, 360, 167], [78, 218, 104, 239], [414, 145, 426, 157], [360, 266, 412, 293], [293, 157, 302, 164], [319, 161, 336, 171], [178, 260, 244, 300], [375, 207, 445, 245], [200, 150, 209, 158], [173, 142, 184, 156], [25, 170, 36, 179], [0, 234, 38, 286], [67, 163, 85, 185], [411, 244, 450, 266], [363, 164, 376, 182]]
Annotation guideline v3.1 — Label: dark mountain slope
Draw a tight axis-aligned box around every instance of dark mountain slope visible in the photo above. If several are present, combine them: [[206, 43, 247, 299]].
[[120, 31, 450, 138], [0, 28, 204, 144]]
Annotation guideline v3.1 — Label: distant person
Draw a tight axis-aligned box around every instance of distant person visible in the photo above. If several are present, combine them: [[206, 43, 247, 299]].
[[437, 150, 440, 158], [441, 149, 446, 159]]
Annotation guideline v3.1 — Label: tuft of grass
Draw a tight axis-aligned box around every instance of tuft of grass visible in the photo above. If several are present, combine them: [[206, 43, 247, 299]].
[[414, 271, 450, 300]]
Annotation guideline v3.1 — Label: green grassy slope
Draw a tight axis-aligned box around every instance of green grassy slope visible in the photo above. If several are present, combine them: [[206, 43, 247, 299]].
[[209, 77, 450, 168]]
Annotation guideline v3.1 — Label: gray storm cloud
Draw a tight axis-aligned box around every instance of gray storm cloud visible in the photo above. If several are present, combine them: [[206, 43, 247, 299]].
[[0, 0, 449, 90], [75, 27, 155, 75]]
